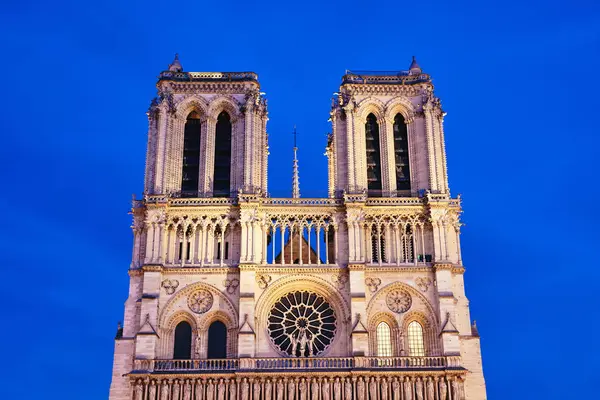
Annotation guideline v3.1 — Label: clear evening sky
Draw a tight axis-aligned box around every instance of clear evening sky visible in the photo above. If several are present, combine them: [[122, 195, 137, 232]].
[[1, 0, 598, 398]]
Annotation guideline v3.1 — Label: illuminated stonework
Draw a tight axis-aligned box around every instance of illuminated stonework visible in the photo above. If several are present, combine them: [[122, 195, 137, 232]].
[[267, 291, 336, 357], [108, 55, 487, 400]]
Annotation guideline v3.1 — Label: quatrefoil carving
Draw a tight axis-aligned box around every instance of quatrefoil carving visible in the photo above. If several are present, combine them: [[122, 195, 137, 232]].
[[365, 277, 381, 293], [332, 273, 348, 289], [161, 279, 179, 295], [256, 274, 272, 289], [223, 278, 240, 294]]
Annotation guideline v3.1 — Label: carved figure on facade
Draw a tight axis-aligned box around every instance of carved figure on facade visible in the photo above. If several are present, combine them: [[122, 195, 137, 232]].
[[392, 379, 401, 400], [415, 378, 423, 400], [403, 378, 413, 400], [206, 379, 214, 400], [195, 379, 203, 400], [369, 377, 377, 400], [439, 379, 447, 400], [299, 379, 307, 400], [386, 289, 412, 313], [344, 378, 352, 400], [253, 380, 261, 400], [265, 379, 272, 400], [217, 379, 225, 400], [381, 378, 389, 400], [365, 277, 381, 293], [188, 290, 214, 314], [311, 379, 319, 400], [172, 379, 181, 400], [276, 379, 284, 400], [357, 378, 365, 400], [241, 378, 249, 400], [334, 377, 342, 400], [222, 278, 239, 294], [135, 379, 144, 400], [162, 279, 179, 295], [452, 379, 462, 400], [426, 378, 434, 400], [149, 380, 157, 400], [322, 378, 330, 400], [288, 379, 296, 400], [184, 379, 192, 400], [229, 380, 236, 400], [161, 380, 170, 400]]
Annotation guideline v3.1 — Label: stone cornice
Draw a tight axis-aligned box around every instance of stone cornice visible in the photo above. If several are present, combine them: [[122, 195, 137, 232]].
[[255, 265, 346, 274], [162, 267, 238, 275]]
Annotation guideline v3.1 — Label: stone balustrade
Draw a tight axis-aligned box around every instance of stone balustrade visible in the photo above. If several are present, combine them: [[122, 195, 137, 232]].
[[133, 356, 461, 373]]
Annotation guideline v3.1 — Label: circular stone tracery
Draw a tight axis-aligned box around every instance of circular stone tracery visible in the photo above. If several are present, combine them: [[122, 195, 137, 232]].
[[267, 291, 337, 357], [187, 290, 213, 314], [386, 289, 412, 313]]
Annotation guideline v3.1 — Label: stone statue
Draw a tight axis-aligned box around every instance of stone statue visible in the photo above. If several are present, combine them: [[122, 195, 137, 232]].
[[322, 378, 330, 400], [403, 379, 412, 400], [344, 378, 352, 400], [392, 380, 401, 400], [334, 377, 342, 400], [184, 379, 192, 400], [299, 380, 306, 400], [439, 379, 447, 400], [241, 378, 249, 400], [311, 379, 319, 400], [172, 380, 180, 400], [452, 379, 461, 400], [195, 380, 204, 400], [206, 379, 214, 400], [288, 379, 296, 400], [253, 380, 261, 400], [195, 335, 202, 358], [380, 378, 388, 400], [135, 380, 144, 400], [264, 379, 272, 400], [357, 378, 365, 400], [229, 380, 236, 400], [161, 380, 171, 400], [426, 379, 434, 400], [148, 381, 157, 400], [369, 378, 377, 400], [415, 379, 423, 400], [276, 380, 284, 400], [218, 379, 226, 400]]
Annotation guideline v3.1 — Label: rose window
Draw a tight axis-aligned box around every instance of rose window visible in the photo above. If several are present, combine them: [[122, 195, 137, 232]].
[[187, 290, 213, 314], [386, 289, 412, 313], [267, 291, 336, 357]]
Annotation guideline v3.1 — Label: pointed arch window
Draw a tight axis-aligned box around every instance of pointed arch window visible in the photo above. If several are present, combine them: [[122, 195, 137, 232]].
[[376, 322, 393, 356], [173, 321, 192, 359], [207, 321, 227, 359], [393, 114, 411, 191], [213, 112, 232, 197], [365, 113, 382, 196], [407, 321, 425, 356], [181, 111, 201, 197]]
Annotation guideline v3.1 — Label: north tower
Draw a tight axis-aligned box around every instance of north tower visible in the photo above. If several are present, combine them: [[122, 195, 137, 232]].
[[109, 56, 487, 400]]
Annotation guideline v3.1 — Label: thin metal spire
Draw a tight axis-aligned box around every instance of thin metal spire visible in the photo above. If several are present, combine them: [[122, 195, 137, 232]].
[[292, 126, 300, 198]]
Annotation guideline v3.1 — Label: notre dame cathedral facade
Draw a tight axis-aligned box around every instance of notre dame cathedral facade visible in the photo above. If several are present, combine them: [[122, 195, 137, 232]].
[[108, 55, 487, 400]]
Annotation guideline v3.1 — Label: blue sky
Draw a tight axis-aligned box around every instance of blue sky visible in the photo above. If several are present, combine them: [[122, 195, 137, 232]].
[[1, 0, 599, 398]]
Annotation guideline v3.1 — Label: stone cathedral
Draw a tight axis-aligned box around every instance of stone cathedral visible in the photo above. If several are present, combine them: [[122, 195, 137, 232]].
[[109, 55, 487, 400]]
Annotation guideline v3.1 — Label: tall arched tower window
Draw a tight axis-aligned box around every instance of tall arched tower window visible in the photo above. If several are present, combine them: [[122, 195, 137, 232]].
[[407, 321, 425, 356], [207, 321, 227, 359], [213, 111, 232, 197], [173, 321, 192, 359], [181, 111, 201, 197], [376, 321, 393, 356], [393, 114, 411, 192], [365, 113, 382, 196]]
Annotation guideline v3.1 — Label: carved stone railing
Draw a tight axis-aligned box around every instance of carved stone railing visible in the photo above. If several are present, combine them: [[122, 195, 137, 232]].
[[261, 198, 342, 206], [133, 356, 461, 373], [365, 197, 424, 206], [170, 197, 236, 206], [158, 71, 259, 83], [342, 71, 430, 85]]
